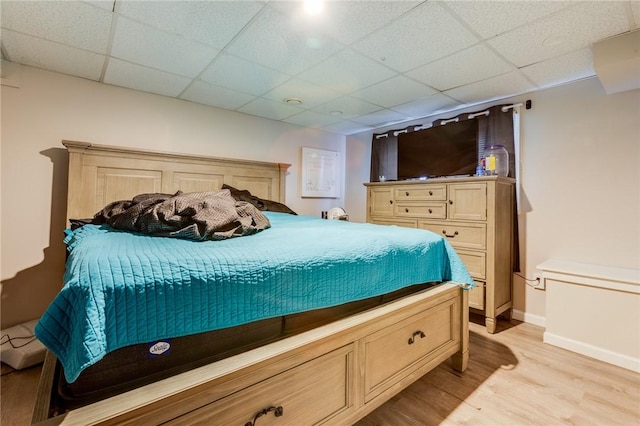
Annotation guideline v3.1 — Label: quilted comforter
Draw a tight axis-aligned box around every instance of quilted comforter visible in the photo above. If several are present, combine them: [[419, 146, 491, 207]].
[[36, 212, 473, 383]]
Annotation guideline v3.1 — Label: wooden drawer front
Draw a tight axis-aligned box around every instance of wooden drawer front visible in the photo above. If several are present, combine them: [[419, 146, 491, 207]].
[[370, 218, 418, 228], [418, 220, 486, 250], [167, 345, 353, 426], [468, 281, 485, 310], [364, 298, 456, 401], [456, 249, 486, 279], [394, 185, 447, 201], [448, 183, 487, 221], [394, 203, 447, 219]]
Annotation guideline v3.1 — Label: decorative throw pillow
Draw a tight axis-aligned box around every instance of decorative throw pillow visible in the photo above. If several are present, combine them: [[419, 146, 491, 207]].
[[222, 184, 297, 215]]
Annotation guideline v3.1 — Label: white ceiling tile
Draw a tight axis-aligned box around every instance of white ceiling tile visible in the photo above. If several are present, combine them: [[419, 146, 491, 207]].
[[238, 97, 304, 121], [226, 6, 342, 75], [407, 44, 514, 91], [283, 110, 342, 128], [313, 96, 381, 119], [1, 29, 104, 81], [352, 1, 479, 72], [200, 53, 290, 96], [351, 109, 412, 128], [391, 93, 462, 119], [321, 120, 374, 136], [262, 77, 342, 108], [1, 0, 634, 136], [444, 71, 535, 105], [351, 75, 437, 108], [82, 1, 115, 11], [104, 58, 191, 97], [488, 2, 630, 67], [1, 1, 112, 53], [111, 17, 219, 78], [116, 0, 264, 49], [180, 80, 255, 110], [270, 1, 420, 45], [297, 49, 396, 94], [446, 0, 575, 39], [520, 48, 595, 89]]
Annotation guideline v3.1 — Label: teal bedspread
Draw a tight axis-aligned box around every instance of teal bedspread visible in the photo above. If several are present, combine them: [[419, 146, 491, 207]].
[[35, 212, 473, 383]]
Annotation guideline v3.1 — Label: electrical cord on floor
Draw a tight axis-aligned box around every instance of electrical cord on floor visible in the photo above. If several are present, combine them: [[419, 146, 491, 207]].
[[514, 272, 542, 288], [0, 333, 36, 349]]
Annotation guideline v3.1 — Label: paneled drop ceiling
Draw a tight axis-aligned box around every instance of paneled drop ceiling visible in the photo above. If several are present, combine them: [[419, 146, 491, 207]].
[[1, 1, 638, 135]]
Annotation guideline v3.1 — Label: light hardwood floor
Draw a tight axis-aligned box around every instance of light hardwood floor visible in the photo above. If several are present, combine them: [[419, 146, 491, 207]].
[[2, 316, 639, 426]]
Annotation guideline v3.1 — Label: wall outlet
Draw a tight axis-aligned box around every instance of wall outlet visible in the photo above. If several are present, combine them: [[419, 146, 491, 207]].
[[532, 272, 545, 290]]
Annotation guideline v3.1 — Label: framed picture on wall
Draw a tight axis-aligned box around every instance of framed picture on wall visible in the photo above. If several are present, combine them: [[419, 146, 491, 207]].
[[301, 147, 340, 198]]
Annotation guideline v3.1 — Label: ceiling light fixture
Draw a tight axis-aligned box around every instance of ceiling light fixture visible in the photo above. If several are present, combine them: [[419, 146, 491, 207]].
[[304, 0, 324, 16], [284, 97, 303, 105]]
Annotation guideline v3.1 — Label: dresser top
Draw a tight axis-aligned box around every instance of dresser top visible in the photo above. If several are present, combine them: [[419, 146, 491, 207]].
[[364, 176, 516, 186]]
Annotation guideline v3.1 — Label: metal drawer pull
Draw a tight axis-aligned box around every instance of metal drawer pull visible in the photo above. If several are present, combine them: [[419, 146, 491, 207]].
[[429, 191, 433, 196], [405, 208, 409, 213], [245, 406, 284, 426], [428, 209, 432, 214], [442, 230, 459, 238], [406, 191, 409, 196], [389, 200, 393, 204], [408, 330, 426, 344], [448, 200, 453, 205]]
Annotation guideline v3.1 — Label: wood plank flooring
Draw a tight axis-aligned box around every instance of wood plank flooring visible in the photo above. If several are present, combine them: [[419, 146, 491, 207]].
[[356, 315, 640, 426], [2, 316, 639, 425]]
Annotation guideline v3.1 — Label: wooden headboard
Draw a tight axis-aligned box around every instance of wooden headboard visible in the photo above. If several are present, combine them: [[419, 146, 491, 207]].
[[64, 140, 291, 222]]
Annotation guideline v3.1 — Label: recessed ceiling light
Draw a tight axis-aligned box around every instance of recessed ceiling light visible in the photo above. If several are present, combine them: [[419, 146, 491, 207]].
[[304, 0, 324, 16], [284, 97, 303, 105]]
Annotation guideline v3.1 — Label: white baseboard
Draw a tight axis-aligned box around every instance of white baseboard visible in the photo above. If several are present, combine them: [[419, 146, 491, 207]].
[[543, 331, 640, 373], [511, 309, 546, 328]]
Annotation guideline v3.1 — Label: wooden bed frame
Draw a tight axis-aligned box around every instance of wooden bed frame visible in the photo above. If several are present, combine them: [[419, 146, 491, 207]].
[[32, 141, 469, 425]]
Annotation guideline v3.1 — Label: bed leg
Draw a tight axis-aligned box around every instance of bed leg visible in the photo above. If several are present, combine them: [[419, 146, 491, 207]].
[[31, 351, 56, 424], [451, 288, 469, 372]]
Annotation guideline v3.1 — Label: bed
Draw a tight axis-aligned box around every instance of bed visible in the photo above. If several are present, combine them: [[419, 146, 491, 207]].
[[32, 141, 472, 425]]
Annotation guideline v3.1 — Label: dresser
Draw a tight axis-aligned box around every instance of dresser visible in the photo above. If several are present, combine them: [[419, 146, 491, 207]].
[[365, 176, 515, 333]]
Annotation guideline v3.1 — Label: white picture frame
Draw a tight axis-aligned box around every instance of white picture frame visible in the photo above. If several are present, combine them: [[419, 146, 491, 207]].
[[301, 147, 340, 198]]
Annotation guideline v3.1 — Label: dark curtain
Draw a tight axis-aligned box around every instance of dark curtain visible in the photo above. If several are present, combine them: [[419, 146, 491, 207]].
[[370, 125, 419, 182], [370, 132, 397, 181], [479, 105, 516, 178]]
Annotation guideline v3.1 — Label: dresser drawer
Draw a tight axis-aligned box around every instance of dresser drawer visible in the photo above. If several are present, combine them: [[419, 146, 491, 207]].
[[364, 298, 456, 402], [167, 345, 353, 425], [456, 249, 486, 279], [418, 220, 486, 250], [395, 202, 447, 219], [394, 185, 447, 201]]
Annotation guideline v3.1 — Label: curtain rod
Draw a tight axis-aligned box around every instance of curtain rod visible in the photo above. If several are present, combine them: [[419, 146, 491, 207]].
[[468, 110, 490, 119], [502, 99, 532, 112], [502, 103, 523, 112], [374, 100, 531, 138]]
